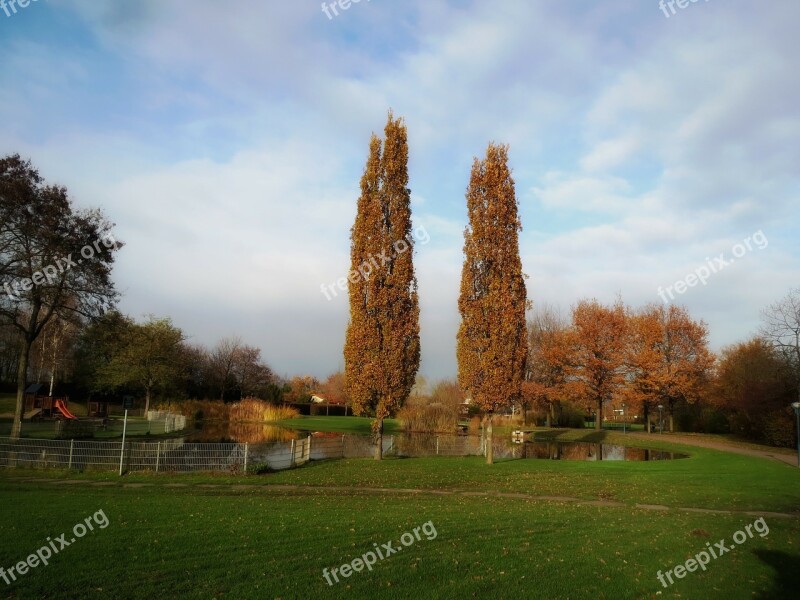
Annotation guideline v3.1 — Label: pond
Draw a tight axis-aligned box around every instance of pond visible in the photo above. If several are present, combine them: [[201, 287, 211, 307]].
[[185, 422, 687, 462]]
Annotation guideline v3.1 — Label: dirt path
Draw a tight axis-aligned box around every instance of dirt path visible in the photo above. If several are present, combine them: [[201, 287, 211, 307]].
[[627, 432, 798, 466]]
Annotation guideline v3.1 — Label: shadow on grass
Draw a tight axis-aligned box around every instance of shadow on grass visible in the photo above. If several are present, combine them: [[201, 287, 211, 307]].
[[530, 429, 610, 444], [754, 549, 800, 600], [530, 429, 570, 442], [574, 431, 609, 443]]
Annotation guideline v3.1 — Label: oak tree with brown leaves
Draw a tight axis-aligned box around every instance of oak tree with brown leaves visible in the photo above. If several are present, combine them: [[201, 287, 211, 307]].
[[344, 113, 420, 460], [627, 304, 714, 432], [457, 143, 528, 464], [564, 299, 629, 431]]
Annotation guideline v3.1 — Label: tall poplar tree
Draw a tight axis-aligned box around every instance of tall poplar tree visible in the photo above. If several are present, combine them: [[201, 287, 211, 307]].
[[457, 143, 528, 464], [344, 113, 420, 460]]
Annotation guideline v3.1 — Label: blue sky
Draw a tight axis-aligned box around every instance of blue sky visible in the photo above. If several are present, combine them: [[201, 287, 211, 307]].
[[1, 0, 798, 380]]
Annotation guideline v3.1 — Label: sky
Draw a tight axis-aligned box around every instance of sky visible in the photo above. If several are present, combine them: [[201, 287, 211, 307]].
[[1, 0, 798, 381]]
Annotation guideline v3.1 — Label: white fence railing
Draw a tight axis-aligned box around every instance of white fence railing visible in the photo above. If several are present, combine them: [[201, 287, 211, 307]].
[[0, 432, 493, 475], [145, 411, 187, 433], [0, 434, 341, 474]]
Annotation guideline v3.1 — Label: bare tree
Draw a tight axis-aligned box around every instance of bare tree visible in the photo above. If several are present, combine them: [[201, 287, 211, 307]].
[[760, 288, 800, 404], [525, 304, 568, 427], [32, 310, 80, 396], [231, 345, 273, 399], [210, 336, 242, 401]]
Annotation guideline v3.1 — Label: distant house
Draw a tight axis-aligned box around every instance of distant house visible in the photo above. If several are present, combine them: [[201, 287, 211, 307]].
[[309, 392, 350, 416]]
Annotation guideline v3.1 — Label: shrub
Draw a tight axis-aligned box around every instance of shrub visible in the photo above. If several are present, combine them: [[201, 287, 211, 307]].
[[398, 404, 458, 434], [154, 400, 229, 421], [248, 462, 272, 475], [229, 398, 299, 422], [154, 399, 299, 423], [468, 415, 482, 432], [556, 402, 586, 428], [761, 410, 796, 448]]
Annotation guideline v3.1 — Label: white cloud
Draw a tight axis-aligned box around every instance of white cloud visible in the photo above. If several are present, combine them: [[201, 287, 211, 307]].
[[1, 0, 798, 377]]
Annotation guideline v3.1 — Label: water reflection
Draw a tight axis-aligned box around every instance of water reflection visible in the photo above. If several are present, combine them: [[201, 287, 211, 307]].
[[186, 423, 686, 462], [518, 441, 681, 461]]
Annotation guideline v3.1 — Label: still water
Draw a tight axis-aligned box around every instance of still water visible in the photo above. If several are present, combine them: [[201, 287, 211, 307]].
[[185, 422, 686, 461]]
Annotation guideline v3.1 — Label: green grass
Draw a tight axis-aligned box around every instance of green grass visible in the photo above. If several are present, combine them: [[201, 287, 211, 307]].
[[0, 393, 16, 414], [1, 432, 798, 598], [0, 466, 797, 599], [277, 415, 402, 435]]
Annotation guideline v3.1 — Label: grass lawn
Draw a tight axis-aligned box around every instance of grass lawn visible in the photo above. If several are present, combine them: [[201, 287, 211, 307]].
[[0, 393, 16, 415], [277, 415, 402, 435], [0, 434, 798, 599]]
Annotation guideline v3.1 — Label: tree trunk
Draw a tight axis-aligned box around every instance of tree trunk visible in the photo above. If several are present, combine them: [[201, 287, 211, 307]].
[[545, 402, 552, 428], [144, 387, 152, 415], [645, 404, 651, 433], [486, 413, 494, 465], [595, 400, 603, 430], [372, 416, 383, 460], [669, 413, 674, 433], [11, 339, 32, 440]]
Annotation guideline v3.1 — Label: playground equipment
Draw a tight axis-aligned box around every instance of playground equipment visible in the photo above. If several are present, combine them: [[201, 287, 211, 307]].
[[23, 384, 76, 420], [54, 399, 77, 420]]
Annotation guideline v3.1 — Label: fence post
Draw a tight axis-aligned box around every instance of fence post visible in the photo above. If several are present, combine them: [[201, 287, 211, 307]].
[[243, 443, 249, 473], [68, 439, 74, 469], [290, 439, 296, 468], [436, 436, 439, 456], [118, 409, 128, 476], [155, 441, 161, 473], [306, 435, 312, 463]]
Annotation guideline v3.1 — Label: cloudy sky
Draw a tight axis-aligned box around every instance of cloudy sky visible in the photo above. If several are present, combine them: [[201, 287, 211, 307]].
[[1, 0, 798, 380]]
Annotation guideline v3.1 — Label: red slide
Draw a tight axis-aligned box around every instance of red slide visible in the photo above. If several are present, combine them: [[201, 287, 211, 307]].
[[54, 399, 77, 420]]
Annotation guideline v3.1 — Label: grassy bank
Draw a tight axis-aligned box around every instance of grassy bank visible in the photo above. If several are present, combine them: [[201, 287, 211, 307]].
[[0, 449, 798, 599], [277, 415, 402, 435]]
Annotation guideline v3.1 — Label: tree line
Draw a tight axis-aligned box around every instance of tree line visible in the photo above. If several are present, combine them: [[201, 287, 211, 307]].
[[4, 120, 799, 453], [523, 293, 800, 447]]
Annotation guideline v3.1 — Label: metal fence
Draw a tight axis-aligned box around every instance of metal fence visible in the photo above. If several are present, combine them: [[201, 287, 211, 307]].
[[0, 432, 495, 475], [0, 434, 343, 474]]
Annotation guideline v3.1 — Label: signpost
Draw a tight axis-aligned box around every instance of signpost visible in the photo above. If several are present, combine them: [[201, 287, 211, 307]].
[[792, 402, 800, 468]]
